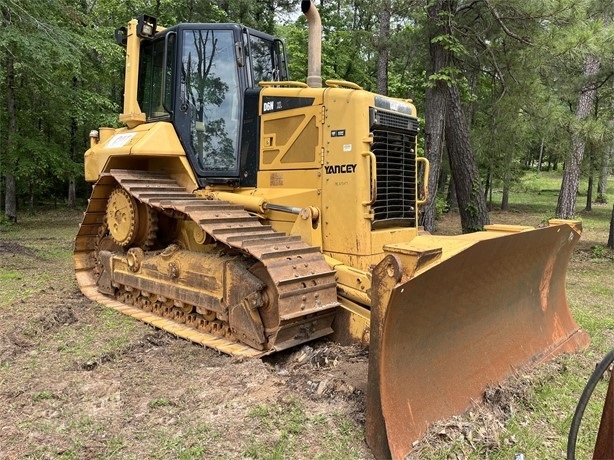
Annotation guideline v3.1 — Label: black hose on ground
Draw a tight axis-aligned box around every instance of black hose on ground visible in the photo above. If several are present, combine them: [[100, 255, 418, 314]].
[[567, 347, 614, 460]]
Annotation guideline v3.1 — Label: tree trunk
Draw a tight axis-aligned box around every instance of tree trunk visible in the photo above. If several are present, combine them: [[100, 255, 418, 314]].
[[597, 79, 614, 203], [537, 137, 545, 172], [501, 178, 510, 211], [69, 98, 78, 209], [5, 175, 16, 222], [376, 1, 390, 96], [420, 0, 451, 232], [585, 146, 593, 211], [586, 174, 593, 211], [4, 48, 17, 222], [446, 173, 458, 212], [28, 180, 34, 214], [445, 84, 490, 232], [556, 55, 600, 218], [597, 146, 610, 203], [483, 168, 491, 207], [68, 178, 76, 208], [608, 205, 614, 249]]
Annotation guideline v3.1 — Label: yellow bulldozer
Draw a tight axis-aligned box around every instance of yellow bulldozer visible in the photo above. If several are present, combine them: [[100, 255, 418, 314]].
[[74, 2, 589, 458]]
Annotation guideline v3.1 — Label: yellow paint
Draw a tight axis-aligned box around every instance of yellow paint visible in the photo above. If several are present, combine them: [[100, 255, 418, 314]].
[[84, 122, 196, 188], [118, 20, 146, 128]]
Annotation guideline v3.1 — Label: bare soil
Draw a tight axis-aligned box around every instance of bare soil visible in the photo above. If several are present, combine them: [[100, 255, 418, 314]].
[[0, 215, 373, 459], [0, 209, 605, 459]]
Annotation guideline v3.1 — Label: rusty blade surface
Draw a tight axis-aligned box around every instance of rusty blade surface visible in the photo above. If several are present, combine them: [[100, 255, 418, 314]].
[[371, 224, 590, 459]]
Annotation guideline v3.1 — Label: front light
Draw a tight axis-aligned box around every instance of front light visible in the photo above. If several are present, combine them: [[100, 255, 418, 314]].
[[137, 14, 157, 39]]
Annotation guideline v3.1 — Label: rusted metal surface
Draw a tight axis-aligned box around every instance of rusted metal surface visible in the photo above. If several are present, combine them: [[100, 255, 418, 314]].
[[74, 169, 339, 357], [365, 254, 402, 460], [367, 223, 589, 459], [593, 373, 614, 460]]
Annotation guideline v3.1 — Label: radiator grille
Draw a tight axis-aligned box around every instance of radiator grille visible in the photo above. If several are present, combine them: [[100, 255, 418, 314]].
[[370, 108, 418, 229]]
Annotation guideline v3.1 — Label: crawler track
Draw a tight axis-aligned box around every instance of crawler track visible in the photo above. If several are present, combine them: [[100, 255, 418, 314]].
[[74, 169, 339, 357]]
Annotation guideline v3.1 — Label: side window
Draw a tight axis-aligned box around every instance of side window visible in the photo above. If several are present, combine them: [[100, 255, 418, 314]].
[[138, 36, 173, 118], [249, 35, 277, 84], [181, 29, 239, 172]]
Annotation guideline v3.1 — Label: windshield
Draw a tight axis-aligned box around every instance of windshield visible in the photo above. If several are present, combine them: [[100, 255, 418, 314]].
[[181, 29, 240, 172], [136, 24, 286, 183]]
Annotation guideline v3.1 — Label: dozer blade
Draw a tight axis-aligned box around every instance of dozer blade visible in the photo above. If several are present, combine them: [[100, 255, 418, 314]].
[[366, 222, 590, 459]]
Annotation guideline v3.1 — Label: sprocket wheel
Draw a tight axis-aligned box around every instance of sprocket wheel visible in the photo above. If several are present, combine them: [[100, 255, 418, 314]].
[[106, 187, 158, 249]]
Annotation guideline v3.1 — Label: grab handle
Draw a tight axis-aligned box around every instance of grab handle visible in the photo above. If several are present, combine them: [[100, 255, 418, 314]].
[[416, 157, 430, 206], [362, 151, 377, 206]]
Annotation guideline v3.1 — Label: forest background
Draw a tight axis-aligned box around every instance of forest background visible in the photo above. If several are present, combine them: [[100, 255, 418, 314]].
[[1, 0, 613, 231]]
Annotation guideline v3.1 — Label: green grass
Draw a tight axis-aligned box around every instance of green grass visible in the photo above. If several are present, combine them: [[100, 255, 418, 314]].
[[51, 313, 139, 363], [32, 390, 56, 402], [148, 398, 173, 409], [242, 401, 365, 460], [148, 423, 221, 460], [315, 413, 367, 460], [0, 208, 79, 308], [243, 399, 308, 458]]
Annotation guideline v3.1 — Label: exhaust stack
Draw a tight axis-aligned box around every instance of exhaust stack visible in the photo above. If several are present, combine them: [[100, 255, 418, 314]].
[[301, 0, 322, 88]]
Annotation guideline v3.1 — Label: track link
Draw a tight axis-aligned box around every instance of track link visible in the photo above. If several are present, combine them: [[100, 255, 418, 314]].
[[74, 169, 339, 357]]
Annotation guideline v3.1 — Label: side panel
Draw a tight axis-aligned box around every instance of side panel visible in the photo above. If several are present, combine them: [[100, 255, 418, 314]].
[[252, 87, 325, 234], [320, 89, 374, 263], [84, 122, 197, 190], [259, 91, 323, 171]]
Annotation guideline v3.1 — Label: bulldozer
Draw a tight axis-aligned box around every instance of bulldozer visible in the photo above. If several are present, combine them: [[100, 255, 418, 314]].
[[74, 2, 590, 458]]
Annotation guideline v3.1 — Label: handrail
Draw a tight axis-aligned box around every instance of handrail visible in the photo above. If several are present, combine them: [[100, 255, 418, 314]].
[[259, 81, 309, 88], [325, 79, 363, 90], [362, 151, 377, 206], [416, 157, 430, 206]]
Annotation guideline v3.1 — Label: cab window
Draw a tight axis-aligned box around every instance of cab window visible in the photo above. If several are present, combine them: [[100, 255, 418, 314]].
[[181, 29, 240, 172]]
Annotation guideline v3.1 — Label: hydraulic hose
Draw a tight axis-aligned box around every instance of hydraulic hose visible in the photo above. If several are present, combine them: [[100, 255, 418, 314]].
[[567, 347, 614, 460]]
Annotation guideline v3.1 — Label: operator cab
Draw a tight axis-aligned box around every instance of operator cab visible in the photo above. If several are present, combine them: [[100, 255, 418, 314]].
[[134, 15, 289, 187]]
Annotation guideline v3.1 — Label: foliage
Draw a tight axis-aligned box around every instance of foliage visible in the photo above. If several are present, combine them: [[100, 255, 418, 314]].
[[0, 0, 123, 212], [1, 0, 613, 219], [435, 194, 449, 218]]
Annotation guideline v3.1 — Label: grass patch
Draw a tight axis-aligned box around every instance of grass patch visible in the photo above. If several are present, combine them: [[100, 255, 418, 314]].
[[51, 319, 138, 363], [32, 390, 56, 402], [315, 414, 366, 460], [0, 210, 78, 308], [247, 399, 307, 434], [148, 398, 173, 410], [243, 399, 309, 458], [243, 402, 365, 460], [148, 423, 220, 460], [0, 271, 21, 280]]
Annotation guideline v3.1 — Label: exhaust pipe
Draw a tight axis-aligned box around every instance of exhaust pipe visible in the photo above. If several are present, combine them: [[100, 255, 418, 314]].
[[301, 0, 322, 88]]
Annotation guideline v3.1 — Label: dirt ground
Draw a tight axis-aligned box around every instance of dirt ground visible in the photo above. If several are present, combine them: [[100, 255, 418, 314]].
[[0, 227, 376, 459], [0, 210, 606, 459]]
